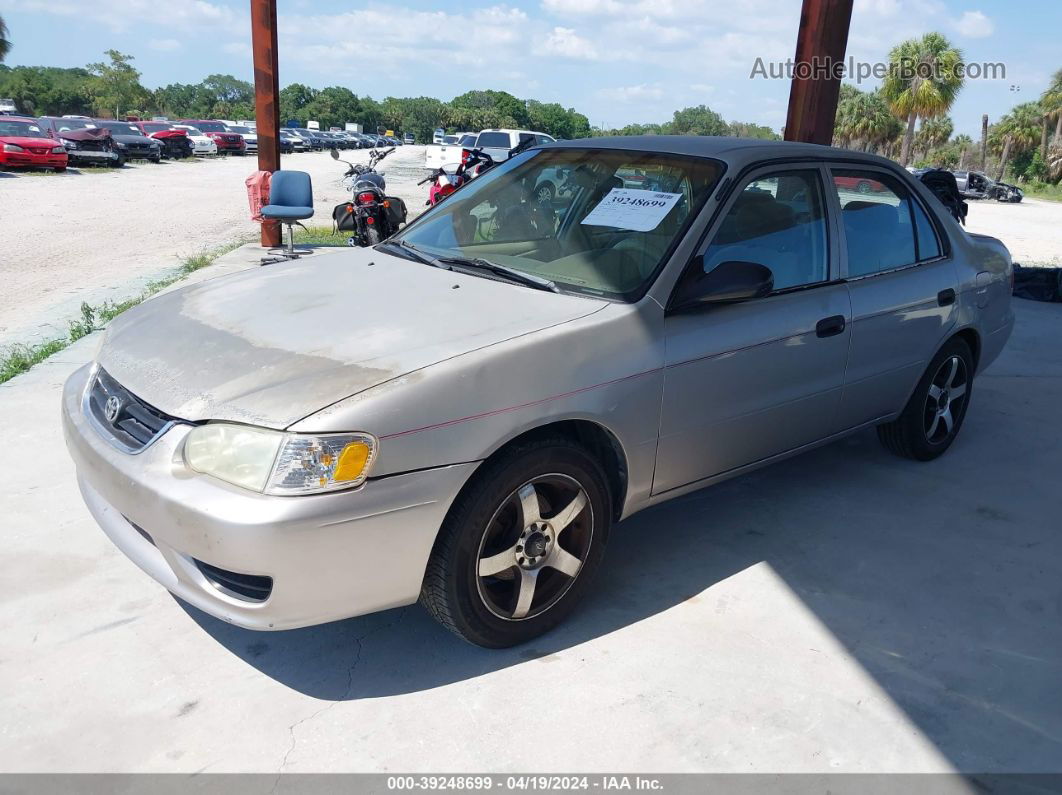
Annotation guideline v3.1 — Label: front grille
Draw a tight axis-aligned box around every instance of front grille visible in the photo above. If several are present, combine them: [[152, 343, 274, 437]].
[[194, 560, 273, 602], [75, 140, 106, 152], [27, 146, 53, 155], [86, 367, 176, 452]]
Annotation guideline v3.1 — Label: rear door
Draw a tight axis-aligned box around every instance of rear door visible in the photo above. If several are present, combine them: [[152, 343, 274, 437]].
[[654, 165, 852, 494], [827, 166, 958, 430]]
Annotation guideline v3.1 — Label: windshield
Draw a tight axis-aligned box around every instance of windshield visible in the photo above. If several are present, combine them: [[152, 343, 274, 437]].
[[55, 119, 95, 131], [459, 134, 478, 147], [142, 123, 171, 132], [395, 148, 724, 300], [100, 122, 141, 135], [196, 121, 227, 132], [0, 120, 47, 138], [228, 126, 251, 134]]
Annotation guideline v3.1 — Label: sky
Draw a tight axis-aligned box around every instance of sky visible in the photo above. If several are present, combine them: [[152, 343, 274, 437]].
[[1, 0, 1059, 137]]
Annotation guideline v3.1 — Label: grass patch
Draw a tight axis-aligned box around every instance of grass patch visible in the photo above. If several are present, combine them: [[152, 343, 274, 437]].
[[0, 239, 246, 386], [1020, 182, 1062, 202], [294, 224, 348, 246]]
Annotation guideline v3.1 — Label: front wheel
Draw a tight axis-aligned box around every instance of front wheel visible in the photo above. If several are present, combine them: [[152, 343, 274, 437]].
[[421, 437, 612, 647], [877, 337, 974, 461]]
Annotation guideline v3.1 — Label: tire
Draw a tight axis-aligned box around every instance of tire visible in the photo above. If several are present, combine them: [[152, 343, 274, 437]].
[[536, 182, 555, 202], [876, 337, 974, 461], [857, 180, 872, 194], [421, 437, 612, 648], [111, 156, 125, 168], [54, 167, 66, 173], [365, 224, 381, 246]]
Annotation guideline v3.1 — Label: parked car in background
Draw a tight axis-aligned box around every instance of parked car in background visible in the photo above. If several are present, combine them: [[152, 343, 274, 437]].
[[61, 137, 1014, 648], [433, 127, 445, 144], [404, 132, 416, 144], [226, 125, 258, 153], [425, 131, 479, 169], [131, 121, 193, 159], [473, 129, 556, 163], [0, 98, 19, 115], [37, 116, 122, 167], [953, 170, 1023, 203], [94, 120, 162, 163], [279, 129, 305, 152], [0, 116, 68, 172], [173, 125, 218, 156], [177, 120, 245, 155], [833, 174, 885, 194], [290, 128, 323, 151]]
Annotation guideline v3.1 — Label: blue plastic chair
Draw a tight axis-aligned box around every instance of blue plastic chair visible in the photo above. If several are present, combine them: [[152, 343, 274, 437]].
[[261, 170, 314, 258]]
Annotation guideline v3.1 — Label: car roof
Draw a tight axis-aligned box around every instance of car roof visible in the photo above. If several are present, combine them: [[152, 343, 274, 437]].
[[546, 135, 902, 170], [2, 115, 41, 124]]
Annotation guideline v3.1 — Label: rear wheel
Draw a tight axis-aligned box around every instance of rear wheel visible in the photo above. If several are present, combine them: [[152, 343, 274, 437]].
[[421, 438, 611, 647], [54, 167, 67, 173], [857, 180, 872, 194], [877, 337, 974, 461], [365, 224, 381, 246]]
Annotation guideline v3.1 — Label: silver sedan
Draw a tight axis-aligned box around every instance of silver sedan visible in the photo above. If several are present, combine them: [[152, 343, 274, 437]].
[[62, 137, 1014, 647]]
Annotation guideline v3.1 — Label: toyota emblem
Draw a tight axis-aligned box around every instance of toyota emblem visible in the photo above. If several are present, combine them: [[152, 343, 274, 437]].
[[104, 395, 122, 424]]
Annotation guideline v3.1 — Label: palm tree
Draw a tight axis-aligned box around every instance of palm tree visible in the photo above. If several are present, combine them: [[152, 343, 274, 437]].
[[1041, 68, 1062, 147], [881, 33, 965, 166], [832, 84, 863, 148], [916, 116, 953, 161], [953, 133, 973, 169], [989, 102, 1043, 180], [0, 14, 11, 62]]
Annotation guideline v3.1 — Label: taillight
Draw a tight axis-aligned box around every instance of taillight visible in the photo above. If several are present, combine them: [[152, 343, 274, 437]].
[[460, 148, 471, 165], [438, 184, 456, 198], [357, 191, 376, 204]]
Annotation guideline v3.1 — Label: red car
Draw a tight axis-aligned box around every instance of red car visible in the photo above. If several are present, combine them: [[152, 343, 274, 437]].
[[177, 120, 246, 155], [131, 121, 193, 159], [0, 116, 69, 172], [833, 175, 885, 194]]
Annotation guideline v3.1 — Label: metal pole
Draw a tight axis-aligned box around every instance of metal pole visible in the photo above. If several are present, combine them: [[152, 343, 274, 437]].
[[250, 0, 281, 247], [783, 0, 854, 145]]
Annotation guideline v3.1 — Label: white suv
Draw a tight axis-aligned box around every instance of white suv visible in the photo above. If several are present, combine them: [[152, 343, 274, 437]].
[[473, 129, 555, 163]]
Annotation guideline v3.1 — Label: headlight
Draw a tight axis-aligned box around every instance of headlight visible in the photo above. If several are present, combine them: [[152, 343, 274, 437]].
[[3, 143, 24, 153], [51, 146, 66, 154], [114, 142, 127, 149], [184, 424, 377, 495], [64, 140, 79, 149]]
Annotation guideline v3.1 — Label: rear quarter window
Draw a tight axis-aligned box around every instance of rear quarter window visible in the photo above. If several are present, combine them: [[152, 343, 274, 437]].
[[476, 132, 511, 148]]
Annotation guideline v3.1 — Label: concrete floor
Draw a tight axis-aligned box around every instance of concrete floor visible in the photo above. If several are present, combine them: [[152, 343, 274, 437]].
[[1, 279, 1059, 773]]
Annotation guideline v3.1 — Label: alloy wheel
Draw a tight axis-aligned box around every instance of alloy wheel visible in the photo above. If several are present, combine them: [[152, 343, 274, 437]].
[[476, 474, 593, 621], [923, 354, 968, 444]]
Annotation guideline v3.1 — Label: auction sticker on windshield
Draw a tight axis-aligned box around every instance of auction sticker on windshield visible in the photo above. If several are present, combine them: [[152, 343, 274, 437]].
[[580, 188, 683, 231]]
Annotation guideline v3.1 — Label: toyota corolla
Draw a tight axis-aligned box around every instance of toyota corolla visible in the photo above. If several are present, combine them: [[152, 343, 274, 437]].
[[62, 137, 1014, 647]]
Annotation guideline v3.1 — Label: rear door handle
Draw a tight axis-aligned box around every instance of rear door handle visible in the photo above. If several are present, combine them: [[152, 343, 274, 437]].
[[937, 288, 956, 306], [815, 315, 846, 338]]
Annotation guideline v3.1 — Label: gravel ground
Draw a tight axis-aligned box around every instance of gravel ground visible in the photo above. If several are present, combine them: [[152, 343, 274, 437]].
[[0, 149, 1057, 351], [0, 146, 432, 350]]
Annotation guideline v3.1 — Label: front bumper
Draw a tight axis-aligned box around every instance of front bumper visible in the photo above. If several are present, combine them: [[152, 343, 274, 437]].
[[66, 149, 118, 163], [62, 363, 476, 630], [0, 151, 68, 168]]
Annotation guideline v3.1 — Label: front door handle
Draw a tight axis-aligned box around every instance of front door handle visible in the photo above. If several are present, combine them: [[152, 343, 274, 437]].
[[816, 315, 846, 338], [937, 288, 956, 306]]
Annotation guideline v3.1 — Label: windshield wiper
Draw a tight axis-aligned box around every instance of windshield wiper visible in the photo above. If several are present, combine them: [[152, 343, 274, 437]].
[[380, 239, 453, 270], [441, 257, 559, 292]]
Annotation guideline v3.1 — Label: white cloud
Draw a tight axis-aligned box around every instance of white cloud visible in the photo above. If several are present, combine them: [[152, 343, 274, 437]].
[[3, 0, 243, 34], [539, 26, 600, 60], [148, 38, 182, 52], [954, 10, 994, 38], [598, 83, 665, 102], [222, 42, 252, 58]]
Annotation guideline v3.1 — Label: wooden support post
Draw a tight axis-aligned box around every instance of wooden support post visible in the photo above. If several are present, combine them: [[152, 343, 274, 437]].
[[250, 0, 281, 247], [783, 0, 854, 145]]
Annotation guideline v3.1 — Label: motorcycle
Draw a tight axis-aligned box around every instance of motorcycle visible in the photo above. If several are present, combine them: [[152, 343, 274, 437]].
[[330, 147, 407, 247], [419, 136, 539, 207]]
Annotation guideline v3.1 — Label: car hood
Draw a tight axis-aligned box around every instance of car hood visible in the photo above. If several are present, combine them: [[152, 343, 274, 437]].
[[98, 248, 606, 429], [147, 130, 188, 140], [57, 128, 110, 142], [110, 133, 157, 145], [0, 136, 58, 148]]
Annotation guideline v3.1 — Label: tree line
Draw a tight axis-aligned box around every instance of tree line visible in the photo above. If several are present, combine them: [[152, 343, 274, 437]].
[[833, 32, 1062, 186]]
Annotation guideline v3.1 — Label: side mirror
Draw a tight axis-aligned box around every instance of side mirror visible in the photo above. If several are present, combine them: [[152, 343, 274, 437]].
[[669, 258, 774, 312], [329, 148, 339, 160]]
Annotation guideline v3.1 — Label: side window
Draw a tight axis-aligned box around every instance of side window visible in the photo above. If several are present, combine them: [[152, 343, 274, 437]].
[[911, 198, 942, 260], [703, 170, 829, 291], [831, 170, 921, 277]]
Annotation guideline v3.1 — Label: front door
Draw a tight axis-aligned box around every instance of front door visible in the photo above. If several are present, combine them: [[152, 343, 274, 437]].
[[654, 166, 852, 495]]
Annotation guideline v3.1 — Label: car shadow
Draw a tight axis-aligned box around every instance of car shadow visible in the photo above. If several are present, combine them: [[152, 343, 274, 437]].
[[183, 329, 1062, 771]]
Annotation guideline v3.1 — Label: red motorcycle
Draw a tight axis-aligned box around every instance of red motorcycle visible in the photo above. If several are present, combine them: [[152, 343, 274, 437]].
[[419, 137, 538, 207]]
